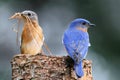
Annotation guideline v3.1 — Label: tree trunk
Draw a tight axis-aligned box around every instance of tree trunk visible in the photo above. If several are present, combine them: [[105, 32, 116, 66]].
[[11, 53, 93, 80]]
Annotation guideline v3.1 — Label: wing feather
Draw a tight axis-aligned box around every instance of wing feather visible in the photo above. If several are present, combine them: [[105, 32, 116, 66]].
[[63, 29, 90, 64]]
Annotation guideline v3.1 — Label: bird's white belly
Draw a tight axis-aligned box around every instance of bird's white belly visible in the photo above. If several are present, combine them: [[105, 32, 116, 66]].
[[21, 39, 43, 55]]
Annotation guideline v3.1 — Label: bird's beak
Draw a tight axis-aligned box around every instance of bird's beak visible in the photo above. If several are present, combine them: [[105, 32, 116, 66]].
[[89, 23, 96, 27], [9, 12, 22, 20]]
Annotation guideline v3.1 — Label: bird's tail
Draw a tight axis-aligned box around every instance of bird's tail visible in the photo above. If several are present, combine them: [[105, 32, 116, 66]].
[[74, 61, 84, 78]]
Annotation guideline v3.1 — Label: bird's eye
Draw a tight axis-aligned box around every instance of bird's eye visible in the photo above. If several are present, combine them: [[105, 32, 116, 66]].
[[82, 22, 86, 25], [27, 13, 31, 16]]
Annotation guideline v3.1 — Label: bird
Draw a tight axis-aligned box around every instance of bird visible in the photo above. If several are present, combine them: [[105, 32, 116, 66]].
[[63, 18, 95, 79], [10, 10, 44, 55]]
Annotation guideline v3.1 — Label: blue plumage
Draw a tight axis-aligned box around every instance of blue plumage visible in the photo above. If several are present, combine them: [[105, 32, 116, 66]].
[[63, 18, 94, 78]]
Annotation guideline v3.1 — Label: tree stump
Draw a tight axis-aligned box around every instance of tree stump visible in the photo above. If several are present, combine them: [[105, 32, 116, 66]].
[[11, 53, 93, 80]]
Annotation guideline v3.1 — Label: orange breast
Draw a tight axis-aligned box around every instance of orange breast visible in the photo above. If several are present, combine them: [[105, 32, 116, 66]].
[[21, 21, 44, 55]]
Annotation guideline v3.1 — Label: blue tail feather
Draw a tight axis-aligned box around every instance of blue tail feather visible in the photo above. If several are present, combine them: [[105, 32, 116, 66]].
[[74, 61, 84, 78]]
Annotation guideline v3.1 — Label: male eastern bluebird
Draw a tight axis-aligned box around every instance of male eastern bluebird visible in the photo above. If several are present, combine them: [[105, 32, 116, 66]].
[[10, 10, 44, 55], [63, 18, 95, 79]]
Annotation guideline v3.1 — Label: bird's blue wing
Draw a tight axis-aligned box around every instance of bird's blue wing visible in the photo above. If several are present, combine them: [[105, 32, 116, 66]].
[[63, 29, 90, 64]]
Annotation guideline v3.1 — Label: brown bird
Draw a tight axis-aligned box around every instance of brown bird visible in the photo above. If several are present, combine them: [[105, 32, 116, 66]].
[[10, 10, 44, 55]]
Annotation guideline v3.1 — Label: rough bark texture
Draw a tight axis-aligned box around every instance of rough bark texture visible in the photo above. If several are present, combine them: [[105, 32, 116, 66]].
[[11, 53, 93, 80]]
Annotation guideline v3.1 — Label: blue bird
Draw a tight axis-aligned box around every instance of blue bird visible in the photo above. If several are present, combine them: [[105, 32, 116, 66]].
[[63, 18, 95, 79]]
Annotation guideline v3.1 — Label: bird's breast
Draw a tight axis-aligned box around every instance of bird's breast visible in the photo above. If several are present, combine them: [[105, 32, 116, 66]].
[[21, 21, 44, 43], [21, 21, 44, 54]]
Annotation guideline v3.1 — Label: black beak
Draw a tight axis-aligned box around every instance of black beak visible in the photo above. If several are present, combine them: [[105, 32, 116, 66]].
[[89, 23, 96, 27]]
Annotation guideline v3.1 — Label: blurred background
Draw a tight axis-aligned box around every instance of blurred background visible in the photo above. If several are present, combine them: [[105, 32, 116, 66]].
[[0, 0, 120, 80]]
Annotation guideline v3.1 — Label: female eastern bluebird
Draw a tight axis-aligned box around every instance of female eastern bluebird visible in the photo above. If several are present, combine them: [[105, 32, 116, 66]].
[[63, 18, 95, 78], [10, 10, 44, 55]]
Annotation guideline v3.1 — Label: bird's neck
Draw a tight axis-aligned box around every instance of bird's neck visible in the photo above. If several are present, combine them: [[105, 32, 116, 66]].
[[31, 20, 39, 27], [76, 27, 88, 32], [24, 20, 39, 28]]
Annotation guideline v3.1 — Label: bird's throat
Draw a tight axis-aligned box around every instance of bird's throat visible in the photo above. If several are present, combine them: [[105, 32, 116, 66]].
[[76, 27, 88, 32]]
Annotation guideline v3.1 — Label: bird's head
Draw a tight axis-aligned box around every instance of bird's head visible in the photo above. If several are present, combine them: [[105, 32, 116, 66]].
[[21, 10, 38, 21], [9, 10, 38, 22], [69, 18, 95, 31]]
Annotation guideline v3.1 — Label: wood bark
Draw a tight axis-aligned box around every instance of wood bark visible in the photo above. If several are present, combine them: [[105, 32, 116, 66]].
[[11, 53, 93, 80]]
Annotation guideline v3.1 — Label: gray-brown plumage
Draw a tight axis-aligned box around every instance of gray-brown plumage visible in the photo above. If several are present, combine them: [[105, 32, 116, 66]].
[[10, 10, 44, 55]]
